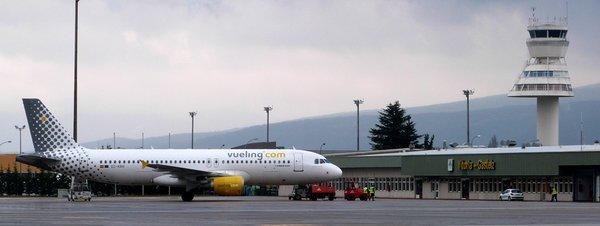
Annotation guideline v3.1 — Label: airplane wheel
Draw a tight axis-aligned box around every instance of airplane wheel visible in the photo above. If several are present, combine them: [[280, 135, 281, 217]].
[[181, 192, 194, 202]]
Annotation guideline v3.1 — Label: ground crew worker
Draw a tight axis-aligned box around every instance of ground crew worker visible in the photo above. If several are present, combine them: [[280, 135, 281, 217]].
[[363, 186, 369, 200], [369, 186, 375, 201], [551, 186, 558, 202]]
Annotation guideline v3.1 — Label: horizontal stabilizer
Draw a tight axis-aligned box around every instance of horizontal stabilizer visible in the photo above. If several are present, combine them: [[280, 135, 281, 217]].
[[16, 154, 61, 171]]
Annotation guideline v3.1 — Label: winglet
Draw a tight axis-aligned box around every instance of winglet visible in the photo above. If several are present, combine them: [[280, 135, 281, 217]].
[[140, 160, 149, 169]]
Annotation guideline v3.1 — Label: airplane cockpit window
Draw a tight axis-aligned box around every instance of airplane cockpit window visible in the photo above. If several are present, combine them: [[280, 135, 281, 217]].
[[314, 159, 330, 164]]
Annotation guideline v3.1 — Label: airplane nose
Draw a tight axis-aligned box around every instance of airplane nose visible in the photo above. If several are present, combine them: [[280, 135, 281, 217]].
[[331, 165, 343, 179]]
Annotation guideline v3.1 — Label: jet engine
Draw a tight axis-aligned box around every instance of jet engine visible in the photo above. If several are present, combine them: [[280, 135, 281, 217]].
[[212, 176, 244, 196]]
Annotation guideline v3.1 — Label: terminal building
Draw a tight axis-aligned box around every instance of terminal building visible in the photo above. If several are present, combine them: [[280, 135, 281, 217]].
[[283, 10, 599, 202], [313, 145, 600, 202]]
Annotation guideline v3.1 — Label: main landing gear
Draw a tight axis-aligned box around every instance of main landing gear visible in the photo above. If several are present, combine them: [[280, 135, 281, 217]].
[[181, 191, 194, 202]]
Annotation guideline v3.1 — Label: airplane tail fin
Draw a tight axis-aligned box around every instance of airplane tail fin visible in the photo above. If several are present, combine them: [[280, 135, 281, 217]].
[[22, 98, 79, 153]]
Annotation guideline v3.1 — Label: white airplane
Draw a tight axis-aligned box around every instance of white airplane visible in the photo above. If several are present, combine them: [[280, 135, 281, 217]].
[[16, 99, 342, 201]]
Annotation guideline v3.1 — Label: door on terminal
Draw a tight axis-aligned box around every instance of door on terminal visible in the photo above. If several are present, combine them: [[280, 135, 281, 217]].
[[415, 179, 423, 199], [574, 174, 594, 202], [461, 179, 470, 199]]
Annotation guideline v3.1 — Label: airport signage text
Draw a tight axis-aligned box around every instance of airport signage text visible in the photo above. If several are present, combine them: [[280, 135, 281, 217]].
[[458, 160, 495, 171]]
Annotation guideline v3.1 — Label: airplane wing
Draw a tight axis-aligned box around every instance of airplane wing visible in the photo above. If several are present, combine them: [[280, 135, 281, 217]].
[[141, 160, 227, 178]]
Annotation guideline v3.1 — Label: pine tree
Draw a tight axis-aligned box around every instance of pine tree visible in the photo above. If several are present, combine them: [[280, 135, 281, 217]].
[[369, 101, 422, 150], [421, 134, 435, 150]]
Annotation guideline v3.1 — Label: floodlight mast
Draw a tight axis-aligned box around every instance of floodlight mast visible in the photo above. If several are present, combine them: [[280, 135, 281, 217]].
[[463, 90, 474, 147], [353, 99, 364, 151], [189, 111, 198, 149], [264, 107, 273, 142]]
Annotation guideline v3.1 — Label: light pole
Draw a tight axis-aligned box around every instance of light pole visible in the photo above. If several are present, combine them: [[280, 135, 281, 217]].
[[189, 111, 197, 149], [14, 126, 25, 155], [141, 132, 144, 149], [113, 132, 116, 149], [463, 90, 474, 147], [15, 125, 25, 172], [353, 99, 364, 151], [73, 0, 79, 142], [168, 132, 171, 149], [319, 143, 326, 155], [264, 107, 272, 142]]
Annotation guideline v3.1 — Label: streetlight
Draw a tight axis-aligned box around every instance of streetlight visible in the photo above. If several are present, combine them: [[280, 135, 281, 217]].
[[73, 0, 79, 142], [471, 135, 481, 147], [264, 107, 273, 142], [141, 132, 144, 149], [189, 111, 197, 149], [353, 99, 364, 151], [15, 125, 25, 172], [319, 143, 326, 155], [462, 90, 474, 147], [14, 125, 25, 154]]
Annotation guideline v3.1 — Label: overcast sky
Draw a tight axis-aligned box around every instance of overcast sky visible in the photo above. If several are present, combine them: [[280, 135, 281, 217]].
[[1, 0, 599, 153]]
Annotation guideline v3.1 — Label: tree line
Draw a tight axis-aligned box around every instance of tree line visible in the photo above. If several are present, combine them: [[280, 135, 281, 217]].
[[0, 166, 70, 196]]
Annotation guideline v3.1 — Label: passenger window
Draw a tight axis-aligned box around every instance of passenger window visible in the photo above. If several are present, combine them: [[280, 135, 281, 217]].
[[202, 160, 205, 164]]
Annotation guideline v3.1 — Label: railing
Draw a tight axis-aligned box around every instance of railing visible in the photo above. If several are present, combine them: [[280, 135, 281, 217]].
[[512, 84, 573, 92]]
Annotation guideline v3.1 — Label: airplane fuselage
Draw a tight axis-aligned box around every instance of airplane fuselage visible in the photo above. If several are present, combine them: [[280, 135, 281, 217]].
[[55, 148, 340, 186]]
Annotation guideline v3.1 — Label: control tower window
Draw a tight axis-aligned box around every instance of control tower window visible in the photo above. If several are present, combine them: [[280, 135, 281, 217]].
[[548, 30, 561, 38], [530, 30, 567, 38]]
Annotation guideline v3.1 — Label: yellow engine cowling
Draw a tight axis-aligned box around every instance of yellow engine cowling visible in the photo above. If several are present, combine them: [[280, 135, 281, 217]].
[[212, 176, 244, 196]]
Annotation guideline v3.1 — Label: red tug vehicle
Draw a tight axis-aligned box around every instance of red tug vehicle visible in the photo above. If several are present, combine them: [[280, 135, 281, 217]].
[[343, 181, 369, 201], [289, 184, 336, 201]]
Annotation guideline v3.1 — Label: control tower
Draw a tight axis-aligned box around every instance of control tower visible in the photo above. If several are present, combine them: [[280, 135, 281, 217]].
[[508, 12, 573, 146]]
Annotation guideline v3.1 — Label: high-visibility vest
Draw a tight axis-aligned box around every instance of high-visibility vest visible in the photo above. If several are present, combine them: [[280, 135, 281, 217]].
[[363, 187, 369, 193], [369, 187, 375, 194], [552, 188, 558, 195]]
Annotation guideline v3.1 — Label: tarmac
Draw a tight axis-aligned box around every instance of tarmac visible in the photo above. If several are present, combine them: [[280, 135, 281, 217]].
[[1, 196, 600, 225]]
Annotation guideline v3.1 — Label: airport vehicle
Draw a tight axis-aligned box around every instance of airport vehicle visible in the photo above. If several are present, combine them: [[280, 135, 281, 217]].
[[344, 186, 368, 201], [16, 99, 343, 202], [289, 184, 336, 201], [68, 179, 91, 202], [499, 189, 524, 201]]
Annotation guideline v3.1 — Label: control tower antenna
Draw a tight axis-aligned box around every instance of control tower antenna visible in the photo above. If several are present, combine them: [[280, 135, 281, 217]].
[[508, 9, 573, 146]]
